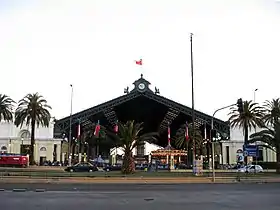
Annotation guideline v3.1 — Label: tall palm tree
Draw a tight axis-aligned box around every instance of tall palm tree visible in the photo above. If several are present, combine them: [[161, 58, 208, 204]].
[[249, 122, 280, 173], [0, 94, 15, 122], [14, 93, 51, 165], [107, 121, 158, 174], [263, 98, 280, 125], [228, 100, 263, 145]]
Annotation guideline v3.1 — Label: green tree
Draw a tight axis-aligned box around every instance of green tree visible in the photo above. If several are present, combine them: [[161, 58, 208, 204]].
[[14, 93, 51, 165], [0, 94, 15, 122], [107, 120, 158, 174], [228, 100, 263, 145], [249, 123, 280, 173], [263, 98, 280, 125], [174, 123, 203, 151], [82, 124, 108, 159]]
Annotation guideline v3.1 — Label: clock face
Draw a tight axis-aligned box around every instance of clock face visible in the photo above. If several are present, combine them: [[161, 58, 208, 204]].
[[138, 83, 145, 90]]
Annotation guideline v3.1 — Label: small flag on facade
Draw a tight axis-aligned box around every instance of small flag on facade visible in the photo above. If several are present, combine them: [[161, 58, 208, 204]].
[[114, 120, 118, 133], [94, 120, 100, 137], [77, 122, 81, 139], [135, 59, 142, 65], [168, 124, 171, 145], [185, 121, 189, 141]]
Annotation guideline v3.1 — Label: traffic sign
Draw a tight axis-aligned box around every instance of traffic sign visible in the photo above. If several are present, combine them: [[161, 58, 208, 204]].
[[243, 145, 258, 157]]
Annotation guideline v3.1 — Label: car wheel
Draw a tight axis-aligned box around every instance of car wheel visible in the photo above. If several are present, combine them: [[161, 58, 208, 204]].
[[89, 169, 93, 172], [70, 169, 74, 172], [106, 168, 110, 172]]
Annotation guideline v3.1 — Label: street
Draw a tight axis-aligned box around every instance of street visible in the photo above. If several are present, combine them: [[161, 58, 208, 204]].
[[0, 183, 280, 209]]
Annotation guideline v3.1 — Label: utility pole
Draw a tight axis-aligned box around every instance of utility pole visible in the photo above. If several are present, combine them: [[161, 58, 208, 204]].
[[68, 84, 73, 166], [190, 33, 196, 169]]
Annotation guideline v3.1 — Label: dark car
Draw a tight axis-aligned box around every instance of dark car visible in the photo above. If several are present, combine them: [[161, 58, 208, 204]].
[[64, 162, 98, 172], [103, 163, 122, 171]]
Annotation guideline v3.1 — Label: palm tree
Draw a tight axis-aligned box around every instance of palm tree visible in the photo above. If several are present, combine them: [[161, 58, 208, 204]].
[[228, 100, 263, 145], [14, 93, 51, 165], [174, 123, 203, 164], [249, 122, 280, 173], [263, 98, 280, 125], [82, 124, 108, 160], [107, 120, 158, 174], [0, 94, 15, 122], [174, 123, 203, 151]]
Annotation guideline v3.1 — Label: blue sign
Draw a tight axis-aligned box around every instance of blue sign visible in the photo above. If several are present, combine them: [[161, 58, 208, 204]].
[[243, 145, 258, 157]]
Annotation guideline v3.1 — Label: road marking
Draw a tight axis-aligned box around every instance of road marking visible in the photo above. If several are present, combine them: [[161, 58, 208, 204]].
[[35, 189, 46, 192], [12, 189, 27, 192]]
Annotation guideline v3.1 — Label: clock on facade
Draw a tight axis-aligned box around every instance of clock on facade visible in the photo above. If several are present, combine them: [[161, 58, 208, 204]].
[[138, 83, 146, 90]]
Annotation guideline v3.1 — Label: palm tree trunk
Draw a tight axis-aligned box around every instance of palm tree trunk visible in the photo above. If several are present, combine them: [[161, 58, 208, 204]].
[[244, 123, 249, 164], [244, 123, 249, 145], [30, 118, 36, 165], [122, 151, 135, 174], [277, 147, 280, 173]]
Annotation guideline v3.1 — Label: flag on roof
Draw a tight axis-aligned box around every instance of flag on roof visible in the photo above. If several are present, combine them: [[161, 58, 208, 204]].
[[135, 59, 142, 65]]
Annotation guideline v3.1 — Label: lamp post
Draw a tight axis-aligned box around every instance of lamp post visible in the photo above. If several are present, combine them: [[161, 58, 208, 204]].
[[254, 88, 258, 103], [254, 88, 258, 167], [190, 33, 196, 168], [68, 84, 73, 166], [211, 103, 236, 182]]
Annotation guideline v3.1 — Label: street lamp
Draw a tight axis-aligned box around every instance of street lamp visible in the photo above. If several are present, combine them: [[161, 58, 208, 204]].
[[254, 88, 258, 103], [190, 33, 196, 168], [68, 84, 73, 166], [211, 103, 236, 182]]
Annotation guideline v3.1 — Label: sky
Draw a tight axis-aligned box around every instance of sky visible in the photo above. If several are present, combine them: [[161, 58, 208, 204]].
[[0, 0, 280, 121]]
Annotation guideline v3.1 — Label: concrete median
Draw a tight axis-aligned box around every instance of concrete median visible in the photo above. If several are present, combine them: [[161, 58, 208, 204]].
[[0, 176, 262, 184]]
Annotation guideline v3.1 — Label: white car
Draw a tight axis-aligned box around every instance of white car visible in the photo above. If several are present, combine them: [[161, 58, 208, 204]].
[[238, 165, 263, 173]]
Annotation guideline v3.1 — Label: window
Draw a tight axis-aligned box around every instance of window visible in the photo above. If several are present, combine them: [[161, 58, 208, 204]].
[[40, 147, 47, 152], [19, 130, 31, 139], [0, 146, 7, 151]]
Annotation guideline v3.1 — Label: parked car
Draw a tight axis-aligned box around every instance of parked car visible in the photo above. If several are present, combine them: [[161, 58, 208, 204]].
[[238, 165, 263, 173], [64, 162, 98, 172], [103, 163, 122, 171]]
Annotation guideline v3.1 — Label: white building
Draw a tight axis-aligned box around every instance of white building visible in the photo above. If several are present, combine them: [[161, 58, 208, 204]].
[[221, 127, 276, 165], [0, 121, 62, 164]]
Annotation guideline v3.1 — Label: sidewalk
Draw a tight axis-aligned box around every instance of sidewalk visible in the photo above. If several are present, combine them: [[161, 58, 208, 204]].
[[1, 176, 279, 184]]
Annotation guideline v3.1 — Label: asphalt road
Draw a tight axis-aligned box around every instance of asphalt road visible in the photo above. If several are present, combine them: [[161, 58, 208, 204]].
[[0, 183, 279, 209]]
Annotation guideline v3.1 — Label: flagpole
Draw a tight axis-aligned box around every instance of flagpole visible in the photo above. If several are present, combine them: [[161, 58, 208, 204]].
[[190, 33, 196, 167], [68, 84, 73, 166]]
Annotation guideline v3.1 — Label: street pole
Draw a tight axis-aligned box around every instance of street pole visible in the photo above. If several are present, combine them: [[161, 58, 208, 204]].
[[211, 103, 236, 182], [190, 33, 196, 170], [68, 84, 73, 166], [254, 88, 258, 169]]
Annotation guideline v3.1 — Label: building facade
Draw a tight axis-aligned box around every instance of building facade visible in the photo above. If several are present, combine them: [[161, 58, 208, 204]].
[[0, 121, 62, 164], [221, 127, 276, 165]]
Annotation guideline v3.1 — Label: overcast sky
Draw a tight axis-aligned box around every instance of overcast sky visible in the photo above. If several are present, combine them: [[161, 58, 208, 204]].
[[0, 0, 280, 121]]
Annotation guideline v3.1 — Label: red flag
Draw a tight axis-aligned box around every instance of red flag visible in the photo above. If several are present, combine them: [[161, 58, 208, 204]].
[[114, 121, 118, 133], [185, 122, 189, 141], [135, 59, 142, 65], [168, 125, 171, 145], [94, 120, 100, 137], [77, 123, 81, 139]]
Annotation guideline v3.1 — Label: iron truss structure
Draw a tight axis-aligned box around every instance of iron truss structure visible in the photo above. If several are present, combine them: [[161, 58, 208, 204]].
[[54, 75, 230, 139]]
